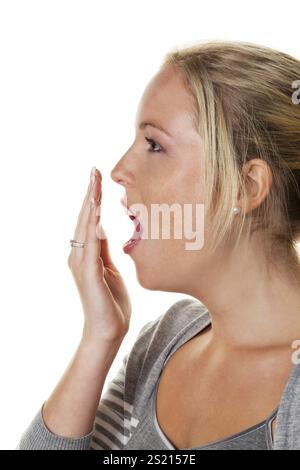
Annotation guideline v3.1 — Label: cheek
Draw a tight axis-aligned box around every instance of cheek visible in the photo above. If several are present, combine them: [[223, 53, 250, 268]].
[[169, 160, 204, 207], [132, 160, 205, 281]]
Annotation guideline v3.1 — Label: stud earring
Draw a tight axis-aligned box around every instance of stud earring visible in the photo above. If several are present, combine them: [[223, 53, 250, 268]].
[[232, 206, 241, 215]]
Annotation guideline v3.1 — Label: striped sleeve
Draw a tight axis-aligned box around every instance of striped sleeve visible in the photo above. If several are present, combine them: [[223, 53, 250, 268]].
[[89, 351, 133, 450], [17, 402, 94, 449], [89, 318, 159, 450], [17, 317, 158, 450], [17, 351, 132, 450]]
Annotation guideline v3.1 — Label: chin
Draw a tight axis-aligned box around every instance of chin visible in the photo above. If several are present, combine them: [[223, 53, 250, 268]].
[[134, 265, 177, 292], [134, 266, 162, 290], [131, 240, 181, 290]]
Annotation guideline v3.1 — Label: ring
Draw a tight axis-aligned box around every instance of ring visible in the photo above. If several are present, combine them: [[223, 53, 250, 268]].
[[70, 239, 85, 248]]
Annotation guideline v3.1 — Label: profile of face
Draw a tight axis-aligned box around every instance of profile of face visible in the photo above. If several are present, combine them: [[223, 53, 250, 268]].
[[111, 64, 212, 293]]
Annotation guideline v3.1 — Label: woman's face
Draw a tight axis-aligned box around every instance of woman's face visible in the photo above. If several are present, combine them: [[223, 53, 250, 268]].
[[111, 64, 210, 292]]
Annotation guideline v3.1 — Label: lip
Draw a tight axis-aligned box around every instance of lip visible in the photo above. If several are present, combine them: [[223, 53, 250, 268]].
[[120, 197, 138, 218], [123, 237, 141, 254]]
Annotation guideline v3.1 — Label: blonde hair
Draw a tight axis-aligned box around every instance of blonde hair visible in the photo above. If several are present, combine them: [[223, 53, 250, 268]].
[[161, 40, 300, 273]]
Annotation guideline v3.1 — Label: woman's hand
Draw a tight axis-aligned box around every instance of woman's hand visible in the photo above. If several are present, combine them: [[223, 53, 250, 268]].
[[68, 166, 131, 344]]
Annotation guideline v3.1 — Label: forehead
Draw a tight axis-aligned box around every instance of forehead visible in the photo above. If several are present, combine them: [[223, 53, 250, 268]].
[[135, 65, 197, 137]]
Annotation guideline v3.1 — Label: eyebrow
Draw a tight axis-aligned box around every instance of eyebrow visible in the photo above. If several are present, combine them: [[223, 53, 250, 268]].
[[137, 121, 172, 138]]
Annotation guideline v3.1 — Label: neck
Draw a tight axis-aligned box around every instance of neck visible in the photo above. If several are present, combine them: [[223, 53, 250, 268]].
[[187, 238, 300, 351]]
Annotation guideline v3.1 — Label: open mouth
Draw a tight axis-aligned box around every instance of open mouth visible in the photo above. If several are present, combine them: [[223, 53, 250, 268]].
[[121, 202, 143, 254]]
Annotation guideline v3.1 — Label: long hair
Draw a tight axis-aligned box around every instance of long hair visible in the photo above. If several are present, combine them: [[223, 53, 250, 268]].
[[161, 40, 300, 272]]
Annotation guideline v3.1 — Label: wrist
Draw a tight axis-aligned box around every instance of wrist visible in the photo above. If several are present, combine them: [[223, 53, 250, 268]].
[[81, 323, 127, 347], [80, 328, 125, 351], [77, 335, 123, 375]]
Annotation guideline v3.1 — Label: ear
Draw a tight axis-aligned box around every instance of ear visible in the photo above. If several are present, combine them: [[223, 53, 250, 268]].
[[240, 159, 273, 213]]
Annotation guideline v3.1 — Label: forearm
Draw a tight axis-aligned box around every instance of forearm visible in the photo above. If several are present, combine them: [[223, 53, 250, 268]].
[[42, 335, 123, 438]]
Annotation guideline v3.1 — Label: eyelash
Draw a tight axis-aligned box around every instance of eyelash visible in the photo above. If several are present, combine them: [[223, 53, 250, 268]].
[[145, 137, 164, 153]]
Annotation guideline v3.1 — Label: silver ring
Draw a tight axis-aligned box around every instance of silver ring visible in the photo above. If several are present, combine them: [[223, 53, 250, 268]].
[[70, 239, 85, 248]]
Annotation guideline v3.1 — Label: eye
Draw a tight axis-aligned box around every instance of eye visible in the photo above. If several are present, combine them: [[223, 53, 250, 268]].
[[145, 137, 163, 153]]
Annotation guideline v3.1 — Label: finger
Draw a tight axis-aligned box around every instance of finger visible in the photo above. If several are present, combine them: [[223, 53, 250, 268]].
[[96, 225, 117, 271], [83, 198, 103, 274], [70, 168, 102, 265], [73, 167, 99, 241], [82, 167, 102, 262]]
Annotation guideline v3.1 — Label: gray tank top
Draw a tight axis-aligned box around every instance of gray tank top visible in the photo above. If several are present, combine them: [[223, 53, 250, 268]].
[[125, 353, 279, 450], [153, 377, 278, 450]]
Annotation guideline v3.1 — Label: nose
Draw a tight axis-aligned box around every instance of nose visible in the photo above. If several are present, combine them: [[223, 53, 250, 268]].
[[110, 153, 133, 187]]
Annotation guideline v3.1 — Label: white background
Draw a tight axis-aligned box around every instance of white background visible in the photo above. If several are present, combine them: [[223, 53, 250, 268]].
[[0, 0, 299, 450]]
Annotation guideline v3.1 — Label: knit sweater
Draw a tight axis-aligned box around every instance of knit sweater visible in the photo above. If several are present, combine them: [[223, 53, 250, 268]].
[[17, 298, 300, 450]]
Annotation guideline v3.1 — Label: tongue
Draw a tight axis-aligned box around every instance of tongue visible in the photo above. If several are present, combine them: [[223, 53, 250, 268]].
[[128, 215, 141, 241]]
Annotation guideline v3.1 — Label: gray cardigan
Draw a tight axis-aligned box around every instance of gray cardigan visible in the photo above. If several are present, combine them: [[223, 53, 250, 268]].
[[17, 298, 300, 450]]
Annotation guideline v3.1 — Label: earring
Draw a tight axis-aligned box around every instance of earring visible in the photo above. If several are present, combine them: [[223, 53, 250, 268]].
[[232, 206, 241, 215]]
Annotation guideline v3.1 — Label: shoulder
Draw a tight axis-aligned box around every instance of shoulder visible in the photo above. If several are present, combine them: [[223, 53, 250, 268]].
[[121, 297, 210, 426], [124, 297, 209, 390], [138, 297, 208, 341]]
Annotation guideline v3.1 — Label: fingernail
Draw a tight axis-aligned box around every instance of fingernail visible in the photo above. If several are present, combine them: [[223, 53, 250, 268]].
[[90, 166, 96, 184]]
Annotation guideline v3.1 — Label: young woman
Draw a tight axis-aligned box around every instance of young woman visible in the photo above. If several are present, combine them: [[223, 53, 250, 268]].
[[18, 40, 300, 450]]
